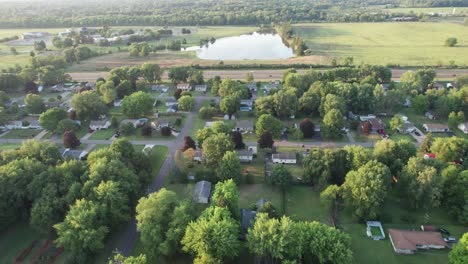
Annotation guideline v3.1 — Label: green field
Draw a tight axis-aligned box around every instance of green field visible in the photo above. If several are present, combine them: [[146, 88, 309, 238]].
[[294, 22, 468, 66]]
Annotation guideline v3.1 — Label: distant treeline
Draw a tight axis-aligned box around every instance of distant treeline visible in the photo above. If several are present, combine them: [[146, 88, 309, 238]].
[[0, 0, 466, 28]]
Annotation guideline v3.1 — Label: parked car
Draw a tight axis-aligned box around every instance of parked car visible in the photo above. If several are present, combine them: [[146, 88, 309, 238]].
[[444, 237, 456, 243], [114, 130, 121, 138], [414, 131, 421, 136]]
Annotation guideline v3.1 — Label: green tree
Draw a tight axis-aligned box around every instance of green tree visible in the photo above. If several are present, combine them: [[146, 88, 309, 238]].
[[198, 106, 217, 120], [168, 66, 190, 84], [431, 137, 468, 163], [389, 115, 404, 133], [373, 139, 416, 175], [255, 96, 275, 116], [299, 90, 320, 115], [269, 164, 292, 191], [273, 88, 298, 119], [140, 63, 163, 83], [320, 184, 340, 221], [220, 96, 240, 118], [122, 91, 153, 118], [247, 213, 305, 263], [136, 189, 178, 259], [109, 254, 147, 264], [39, 107, 68, 132], [245, 72, 254, 83], [182, 206, 240, 263], [93, 181, 130, 228], [178, 95, 195, 111], [24, 93, 45, 114], [218, 78, 244, 98], [445, 37, 458, 47], [211, 179, 240, 219], [216, 151, 242, 183], [98, 80, 117, 105], [160, 200, 196, 256], [256, 114, 283, 138], [342, 160, 391, 220], [449, 232, 468, 264], [196, 127, 214, 146], [54, 199, 108, 263], [321, 109, 344, 139], [202, 133, 234, 167], [441, 167, 468, 225], [71, 91, 108, 122], [320, 94, 345, 117]]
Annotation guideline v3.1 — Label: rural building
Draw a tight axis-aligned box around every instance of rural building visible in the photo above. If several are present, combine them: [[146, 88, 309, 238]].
[[205, 121, 214, 128], [423, 123, 449, 133], [89, 119, 111, 130], [246, 83, 257, 92], [165, 98, 178, 107], [359, 114, 376, 122], [61, 149, 88, 160], [272, 153, 297, 164], [28, 120, 42, 129], [397, 122, 416, 134], [237, 150, 254, 163], [151, 85, 169, 92], [21, 32, 48, 39], [3, 121, 23, 130], [45, 101, 63, 109], [388, 229, 446, 254], [177, 83, 191, 91], [240, 99, 254, 111], [457, 122, 468, 134], [235, 120, 254, 133], [193, 150, 203, 162], [193, 180, 211, 204], [361, 118, 385, 134], [194, 85, 208, 92]]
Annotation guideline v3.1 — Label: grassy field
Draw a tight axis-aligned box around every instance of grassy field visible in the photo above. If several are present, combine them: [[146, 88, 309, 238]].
[[1, 129, 42, 139], [0, 143, 21, 150], [294, 22, 468, 66]]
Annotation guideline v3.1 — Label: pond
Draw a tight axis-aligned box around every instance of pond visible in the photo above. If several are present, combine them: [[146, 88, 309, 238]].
[[185, 32, 294, 60]]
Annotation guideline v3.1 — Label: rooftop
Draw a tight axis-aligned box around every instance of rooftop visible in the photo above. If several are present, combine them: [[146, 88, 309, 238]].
[[272, 153, 296, 160], [388, 229, 446, 251]]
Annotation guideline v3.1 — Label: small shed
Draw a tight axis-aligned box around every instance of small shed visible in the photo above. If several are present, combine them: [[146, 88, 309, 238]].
[[193, 180, 212, 204]]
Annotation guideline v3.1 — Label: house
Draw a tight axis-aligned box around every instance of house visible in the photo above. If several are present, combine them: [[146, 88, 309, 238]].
[[420, 225, 437, 232], [397, 122, 416, 134], [425, 112, 435, 120], [388, 229, 446, 254], [363, 118, 385, 134], [165, 98, 178, 107], [240, 209, 257, 237], [235, 120, 254, 133], [193, 180, 211, 204], [262, 83, 279, 91], [4, 121, 23, 129], [423, 123, 449, 133], [457, 122, 468, 134], [61, 149, 88, 160], [403, 97, 412, 107], [237, 150, 254, 163], [272, 153, 297, 164], [151, 119, 169, 130], [167, 104, 178, 113], [359, 115, 377, 122], [151, 85, 169, 92], [240, 99, 254, 111], [194, 85, 208, 92], [446, 82, 455, 89], [177, 83, 191, 91], [89, 119, 111, 130], [193, 150, 203, 162], [28, 120, 42, 129], [205, 121, 214, 128], [246, 83, 257, 92], [430, 82, 445, 90], [113, 99, 123, 107], [21, 32, 47, 39]]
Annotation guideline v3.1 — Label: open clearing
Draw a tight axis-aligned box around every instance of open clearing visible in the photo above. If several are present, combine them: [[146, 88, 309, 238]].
[[294, 22, 468, 66]]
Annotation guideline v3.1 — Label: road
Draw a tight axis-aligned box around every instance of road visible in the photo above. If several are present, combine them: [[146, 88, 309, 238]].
[[68, 68, 468, 82]]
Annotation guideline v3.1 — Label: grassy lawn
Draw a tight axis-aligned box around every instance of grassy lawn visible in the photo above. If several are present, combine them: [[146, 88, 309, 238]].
[[286, 186, 329, 223], [1, 129, 41, 139], [389, 133, 416, 142], [239, 184, 283, 213], [294, 22, 468, 66], [0, 222, 43, 263], [89, 129, 115, 140]]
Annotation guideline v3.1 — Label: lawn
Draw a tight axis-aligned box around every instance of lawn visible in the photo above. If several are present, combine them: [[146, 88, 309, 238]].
[[1, 129, 41, 139], [294, 22, 468, 66], [89, 129, 115, 140], [0, 143, 21, 150], [389, 133, 416, 142], [286, 186, 330, 223]]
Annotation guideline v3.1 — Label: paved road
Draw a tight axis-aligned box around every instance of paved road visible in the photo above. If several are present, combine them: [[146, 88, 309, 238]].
[[69, 68, 468, 82]]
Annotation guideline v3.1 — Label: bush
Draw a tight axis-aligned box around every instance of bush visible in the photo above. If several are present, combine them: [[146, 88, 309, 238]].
[[300, 118, 315, 138], [120, 122, 136, 136], [141, 125, 152, 136], [245, 172, 254, 184], [161, 126, 172, 136]]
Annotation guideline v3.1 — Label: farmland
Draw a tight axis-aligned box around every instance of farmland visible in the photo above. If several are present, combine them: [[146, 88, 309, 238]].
[[294, 22, 468, 67]]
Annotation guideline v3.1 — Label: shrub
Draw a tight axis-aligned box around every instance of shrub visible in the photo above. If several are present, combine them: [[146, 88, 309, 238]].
[[161, 126, 172, 136]]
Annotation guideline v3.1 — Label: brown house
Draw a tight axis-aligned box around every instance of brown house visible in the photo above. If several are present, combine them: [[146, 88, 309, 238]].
[[388, 229, 447, 254]]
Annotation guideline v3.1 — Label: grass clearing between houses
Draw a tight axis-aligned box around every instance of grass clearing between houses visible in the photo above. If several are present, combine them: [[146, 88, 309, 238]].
[[0, 143, 21, 150], [1, 129, 42, 139], [294, 22, 468, 66]]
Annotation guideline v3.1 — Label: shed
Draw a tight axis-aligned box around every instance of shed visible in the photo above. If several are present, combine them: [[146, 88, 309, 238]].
[[193, 180, 212, 204]]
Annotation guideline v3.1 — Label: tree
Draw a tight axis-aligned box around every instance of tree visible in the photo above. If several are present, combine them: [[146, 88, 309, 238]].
[[220, 96, 240, 118], [445, 37, 458, 47], [216, 152, 242, 183], [299, 90, 320, 115], [168, 66, 190, 84], [320, 184, 340, 221], [141, 63, 163, 83], [269, 164, 292, 190], [39, 107, 68, 132], [389, 115, 404, 133], [300, 118, 315, 138], [38, 65, 70, 86], [258, 132, 274, 149], [71, 91, 108, 122], [109, 254, 147, 264], [305, 221, 353, 264], [418, 132, 433, 155], [24, 80, 38, 94], [448, 111, 464, 130], [63, 130, 81, 149], [321, 109, 344, 139], [122, 91, 153, 118], [411, 95, 429, 114], [247, 213, 305, 263], [273, 88, 298, 119], [202, 134, 234, 167], [181, 136, 196, 151], [178, 95, 195, 111], [230, 131, 245, 149], [34, 40, 46, 51], [431, 137, 467, 163], [24, 93, 45, 114], [211, 179, 240, 219], [256, 114, 283, 138], [10, 47, 18, 55], [58, 118, 80, 133], [136, 189, 178, 259], [199, 106, 216, 120], [449, 233, 467, 264], [182, 206, 240, 263], [211, 121, 231, 134], [442, 167, 468, 225], [54, 199, 108, 263], [342, 160, 391, 220], [320, 94, 345, 117], [93, 181, 130, 228], [245, 72, 254, 83], [373, 139, 416, 175], [218, 78, 245, 98], [161, 126, 172, 136]]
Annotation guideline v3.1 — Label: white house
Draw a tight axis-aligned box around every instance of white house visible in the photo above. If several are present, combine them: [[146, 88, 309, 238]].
[[151, 85, 169, 92], [62, 149, 88, 160], [359, 114, 376, 122], [177, 83, 191, 91], [165, 98, 178, 107], [89, 120, 111, 130], [237, 150, 254, 163], [195, 85, 208, 92], [458, 122, 468, 134], [235, 120, 254, 133], [423, 123, 449, 133], [272, 153, 297, 164], [4, 121, 23, 130]]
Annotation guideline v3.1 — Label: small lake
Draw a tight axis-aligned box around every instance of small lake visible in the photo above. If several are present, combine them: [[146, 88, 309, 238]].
[[185, 32, 294, 60]]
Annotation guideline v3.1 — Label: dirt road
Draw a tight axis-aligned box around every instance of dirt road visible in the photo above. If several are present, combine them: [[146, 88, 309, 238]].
[[69, 68, 468, 82]]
